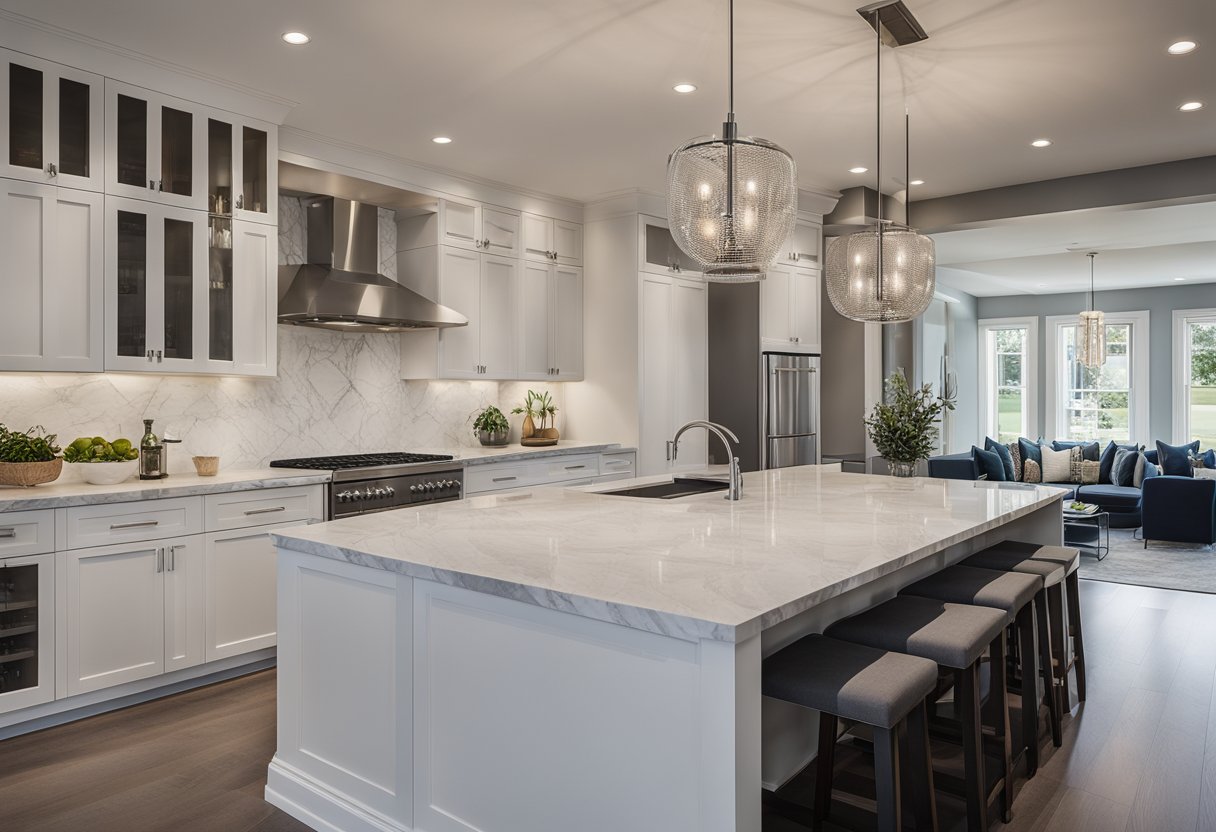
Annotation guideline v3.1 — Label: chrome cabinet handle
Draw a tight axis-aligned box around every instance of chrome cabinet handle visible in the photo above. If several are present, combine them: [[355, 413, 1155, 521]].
[[236, 194, 244, 210], [474, 239, 483, 248], [157, 180, 163, 192], [772, 366, 817, 374], [492, 476, 517, 483], [604, 460, 630, 467], [150, 179, 156, 189], [156, 547, 164, 573], [168, 544, 184, 571], [0, 528, 15, 538], [156, 350, 163, 362], [565, 465, 586, 471], [147, 349, 154, 361], [244, 506, 286, 516], [47, 162, 57, 176], [111, 519, 159, 530]]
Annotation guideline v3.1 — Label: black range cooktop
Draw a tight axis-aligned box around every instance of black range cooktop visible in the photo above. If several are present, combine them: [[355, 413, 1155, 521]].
[[270, 452, 455, 471]]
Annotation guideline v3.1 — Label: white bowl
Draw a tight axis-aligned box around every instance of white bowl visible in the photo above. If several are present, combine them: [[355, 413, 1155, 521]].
[[74, 459, 139, 485]]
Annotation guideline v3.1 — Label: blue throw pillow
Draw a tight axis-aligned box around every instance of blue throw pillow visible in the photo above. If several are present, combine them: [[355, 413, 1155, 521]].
[[1156, 440, 1200, 477], [984, 437, 1016, 482], [1101, 441, 1138, 484], [1112, 448, 1139, 487], [1052, 440, 1100, 461], [1018, 438, 1042, 470], [972, 445, 1007, 482], [1203, 449, 1216, 469], [1144, 449, 1159, 465], [1139, 458, 1161, 486]]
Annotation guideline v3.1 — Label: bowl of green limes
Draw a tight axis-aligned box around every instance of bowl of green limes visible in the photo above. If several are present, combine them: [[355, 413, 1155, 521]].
[[63, 437, 140, 485]]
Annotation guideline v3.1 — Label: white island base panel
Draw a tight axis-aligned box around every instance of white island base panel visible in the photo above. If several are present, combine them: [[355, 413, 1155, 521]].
[[266, 498, 1060, 832]]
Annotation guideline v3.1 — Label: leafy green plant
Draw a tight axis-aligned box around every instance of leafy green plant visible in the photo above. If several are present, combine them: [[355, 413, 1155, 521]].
[[864, 373, 955, 465], [0, 425, 61, 463], [63, 436, 139, 463], [512, 390, 558, 431], [471, 405, 510, 436]]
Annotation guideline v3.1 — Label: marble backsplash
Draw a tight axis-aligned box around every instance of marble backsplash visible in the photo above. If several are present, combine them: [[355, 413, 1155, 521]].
[[0, 197, 563, 477]]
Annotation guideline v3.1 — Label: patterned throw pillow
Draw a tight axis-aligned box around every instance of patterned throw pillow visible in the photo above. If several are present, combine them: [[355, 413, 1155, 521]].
[[1080, 460, 1100, 484], [1008, 442, 1023, 482], [1067, 446, 1086, 483], [1023, 458, 1042, 483]]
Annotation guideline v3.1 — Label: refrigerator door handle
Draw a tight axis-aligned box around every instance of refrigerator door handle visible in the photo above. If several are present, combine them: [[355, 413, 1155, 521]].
[[771, 366, 818, 373], [767, 432, 818, 440]]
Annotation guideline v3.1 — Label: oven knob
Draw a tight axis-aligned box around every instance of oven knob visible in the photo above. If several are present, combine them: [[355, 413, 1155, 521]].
[[384, 486, 395, 497], [374, 487, 386, 498], [409, 485, 418, 493], [351, 489, 362, 500], [424, 481, 434, 492], [444, 480, 454, 489], [336, 490, 350, 503]]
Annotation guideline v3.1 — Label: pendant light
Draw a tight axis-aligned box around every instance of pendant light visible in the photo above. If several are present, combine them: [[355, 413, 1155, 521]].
[[1078, 252, 1106, 368], [824, 5, 936, 322], [666, 0, 797, 282]]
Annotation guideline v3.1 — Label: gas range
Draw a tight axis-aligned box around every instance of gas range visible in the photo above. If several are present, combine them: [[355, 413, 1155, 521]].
[[270, 452, 464, 519]]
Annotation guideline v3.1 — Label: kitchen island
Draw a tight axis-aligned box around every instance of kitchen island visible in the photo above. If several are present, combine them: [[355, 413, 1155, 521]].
[[266, 466, 1066, 832]]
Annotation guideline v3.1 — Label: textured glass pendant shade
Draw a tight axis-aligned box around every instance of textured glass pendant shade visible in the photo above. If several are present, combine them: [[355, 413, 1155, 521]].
[[824, 228, 936, 322], [667, 134, 797, 280], [1078, 310, 1106, 368]]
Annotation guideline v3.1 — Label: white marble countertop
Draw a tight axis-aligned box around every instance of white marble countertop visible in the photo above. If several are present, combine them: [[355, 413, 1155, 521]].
[[0, 468, 333, 512], [272, 466, 1068, 643], [445, 441, 633, 465]]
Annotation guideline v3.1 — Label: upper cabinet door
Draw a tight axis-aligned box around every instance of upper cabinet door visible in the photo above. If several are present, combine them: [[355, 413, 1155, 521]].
[[517, 260, 552, 380], [790, 267, 821, 351], [759, 266, 794, 344], [0, 180, 103, 372], [105, 81, 206, 210], [776, 220, 821, 266], [553, 219, 582, 266], [439, 199, 480, 250], [0, 48, 103, 191], [480, 206, 520, 256], [521, 212, 553, 262], [436, 246, 482, 378], [207, 113, 278, 226], [230, 220, 278, 376], [478, 254, 518, 379], [551, 265, 583, 380]]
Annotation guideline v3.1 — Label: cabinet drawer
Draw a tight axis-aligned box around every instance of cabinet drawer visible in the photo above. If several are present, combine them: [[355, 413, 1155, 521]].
[[600, 452, 636, 477], [542, 454, 599, 481], [204, 486, 323, 532], [65, 497, 203, 550], [0, 509, 55, 558], [465, 463, 535, 495]]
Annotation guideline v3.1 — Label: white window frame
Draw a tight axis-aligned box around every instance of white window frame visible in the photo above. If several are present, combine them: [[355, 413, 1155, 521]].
[[1173, 307, 1216, 444], [979, 317, 1038, 442], [1045, 310, 1150, 445]]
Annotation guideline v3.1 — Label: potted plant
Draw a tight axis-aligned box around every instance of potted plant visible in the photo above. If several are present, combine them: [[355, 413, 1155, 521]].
[[63, 435, 141, 485], [471, 406, 511, 447], [864, 373, 955, 477], [0, 424, 63, 487], [512, 390, 559, 444]]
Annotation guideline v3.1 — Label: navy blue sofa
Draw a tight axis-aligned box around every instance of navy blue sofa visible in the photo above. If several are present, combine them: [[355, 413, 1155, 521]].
[[1142, 476, 1216, 545]]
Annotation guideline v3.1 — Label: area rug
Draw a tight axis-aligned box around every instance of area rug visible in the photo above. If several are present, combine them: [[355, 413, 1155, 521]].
[[1078, 528, 1216, 594]]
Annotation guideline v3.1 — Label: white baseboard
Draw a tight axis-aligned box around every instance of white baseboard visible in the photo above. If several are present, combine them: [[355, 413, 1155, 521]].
[[266, 758, 410, 832]]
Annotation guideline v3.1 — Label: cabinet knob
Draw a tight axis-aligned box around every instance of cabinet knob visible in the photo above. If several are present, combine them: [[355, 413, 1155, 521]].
[[46, 162, 57, 177], [235, 195, 243, 210], [156, 350, 163, 362], [146, 350, 154, 361], [149, 179, 156, 189], [474, 239, 482, 248], [157, 180, 163, 192]]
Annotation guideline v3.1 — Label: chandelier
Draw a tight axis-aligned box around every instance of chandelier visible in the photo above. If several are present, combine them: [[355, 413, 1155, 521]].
[[665, 0, 797, 282], [824, 3, 936, 322], [1078, 252, 1106, 368]]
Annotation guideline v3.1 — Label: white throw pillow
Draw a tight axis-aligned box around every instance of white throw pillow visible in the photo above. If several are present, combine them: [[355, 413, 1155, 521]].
[[1040, 445, 1073, 483], [1195, 468, 1216, 480]]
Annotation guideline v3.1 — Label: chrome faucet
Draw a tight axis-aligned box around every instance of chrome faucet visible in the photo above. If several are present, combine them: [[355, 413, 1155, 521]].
[[669, 420, 743, 500]]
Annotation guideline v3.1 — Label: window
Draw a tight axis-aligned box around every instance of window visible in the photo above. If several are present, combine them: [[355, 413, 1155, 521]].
[[1046, 312, 1149, 444], [1173, 308, 1216, 448], [979, 318, 1037, 443]]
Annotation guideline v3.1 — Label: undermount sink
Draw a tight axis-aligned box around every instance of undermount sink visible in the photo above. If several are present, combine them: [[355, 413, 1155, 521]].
[[599, 478, 729, 500]]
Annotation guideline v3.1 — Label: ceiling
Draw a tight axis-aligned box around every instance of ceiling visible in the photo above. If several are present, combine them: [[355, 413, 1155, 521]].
[[934, 201, 1216, 296], [3, 0, 1214, 203]]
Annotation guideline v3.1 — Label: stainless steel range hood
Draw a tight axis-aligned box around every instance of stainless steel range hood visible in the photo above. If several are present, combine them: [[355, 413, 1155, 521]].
[[278, 197, 467, 332]]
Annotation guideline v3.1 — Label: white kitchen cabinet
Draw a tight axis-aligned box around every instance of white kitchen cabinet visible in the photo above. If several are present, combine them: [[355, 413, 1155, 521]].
[[773, 220, 821, 267], [640, 273, 707, 475], [0, 180, 103, 372], [228, 219, 278, 375], [61, 537, 190, 696], [518, 261, 583, 380], [638, 214, 701, 278], [399, 247, 518, 380], [480, 206, 521, 256], [522, 212, 582, 265], [0, 48, 103, 192], [760, 264, 821, 353], [205, 110, 277, 225], [203, 521, 293, 662], [0, 552, 55, 715], [104, 80, 208, 210], [163, 536, 205, 673], [464, 450, 639, 496]]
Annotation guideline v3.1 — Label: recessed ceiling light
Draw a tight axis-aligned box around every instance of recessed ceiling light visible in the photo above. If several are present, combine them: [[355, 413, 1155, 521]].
[[849, 166, 868, 174], [1031, 138, 1052, 148], [281, 32, 310, 45], [1168, 40, 1197, 55], [673, 83, 697, 94], [432, 136, 452, 144], [910, 179, 925, 186], [1175, 277, 1187, 281], [1180, 101, 1204, 111]]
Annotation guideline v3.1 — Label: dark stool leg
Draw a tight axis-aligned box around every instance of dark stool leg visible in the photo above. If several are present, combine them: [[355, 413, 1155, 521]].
[[989, 632, 1013, 823], [1034, 588, 1063, 747], [1016, 603, 1039, 777], [958, 665, 989, 832], [814, 712, 838, 829], [1066, 570, 1087, 702], [1048, 583, 1069, 712], [906, 700, 938, 832], [874, 722, 903, 832]]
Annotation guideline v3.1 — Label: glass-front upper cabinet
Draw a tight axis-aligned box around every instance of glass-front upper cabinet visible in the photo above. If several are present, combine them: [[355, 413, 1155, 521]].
[[206, 112, 276, 225], [0, 48, 103, 191], [105, 196, 206, 373], [105, 80, 205, 210]]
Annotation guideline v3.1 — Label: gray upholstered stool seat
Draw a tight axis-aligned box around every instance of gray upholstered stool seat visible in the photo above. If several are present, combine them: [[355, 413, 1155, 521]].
[[825, 595, 1006, 670], [899, 566, 1038, 625], [762, 634, 938, 729], [985, 540, 1081, 575], [961, 548, 1067, 586]]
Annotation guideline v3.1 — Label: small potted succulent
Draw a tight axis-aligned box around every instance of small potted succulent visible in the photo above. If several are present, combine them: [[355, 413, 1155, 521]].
[[63, 435, 141, 485], [0, 425, 63, 487], [471, 406, 511, 446], [864, 373, 955, 477]]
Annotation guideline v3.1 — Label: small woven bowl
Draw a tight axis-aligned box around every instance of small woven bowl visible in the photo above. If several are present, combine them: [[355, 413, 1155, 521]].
[[0, 458, 63, 487], [192, 456, 220, 477]]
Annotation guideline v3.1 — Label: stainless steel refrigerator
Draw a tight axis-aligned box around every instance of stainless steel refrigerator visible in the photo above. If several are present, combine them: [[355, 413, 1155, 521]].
[[707, 283, 821, 471]]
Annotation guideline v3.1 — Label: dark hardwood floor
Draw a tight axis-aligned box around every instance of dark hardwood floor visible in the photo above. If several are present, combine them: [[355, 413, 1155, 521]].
[[2, 579, 1215, 831]]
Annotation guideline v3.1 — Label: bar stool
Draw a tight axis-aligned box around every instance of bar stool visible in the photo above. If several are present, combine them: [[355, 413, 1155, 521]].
[[981, 541, 1086, 705], [961, 547, 1072, 747], [899, 565, 1041, 789], [763, 634, 940, 832], [826, 596, 1009, 831]]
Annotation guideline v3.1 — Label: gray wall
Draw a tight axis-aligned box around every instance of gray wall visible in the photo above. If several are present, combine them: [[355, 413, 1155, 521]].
[[945, 286, 980, 452], [976, 282, 1216, 442]]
